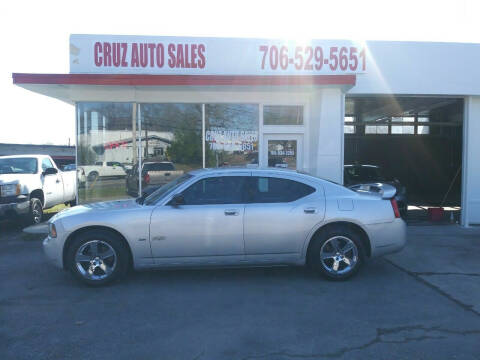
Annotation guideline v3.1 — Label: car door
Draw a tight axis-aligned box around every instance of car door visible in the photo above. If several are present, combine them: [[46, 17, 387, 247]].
[[149, 174, 249, 266], [243, 174, 325, 263], [40, 158, 63, 207]]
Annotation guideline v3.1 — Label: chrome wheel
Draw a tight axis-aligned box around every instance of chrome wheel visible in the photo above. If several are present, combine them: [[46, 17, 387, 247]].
[[32, 202, 42, 224], [320, 236, 358, 275], [75, 240, 117, 281]]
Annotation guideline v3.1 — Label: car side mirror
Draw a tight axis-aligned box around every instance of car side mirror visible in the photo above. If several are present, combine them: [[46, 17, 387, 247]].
[[170, 193, 185, 207], [43, 167, 58, 176]]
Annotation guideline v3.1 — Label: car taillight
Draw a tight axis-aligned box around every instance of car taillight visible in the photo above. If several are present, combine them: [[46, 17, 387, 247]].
[[144, 173, 150, 184], [390, 198, 401, 218]]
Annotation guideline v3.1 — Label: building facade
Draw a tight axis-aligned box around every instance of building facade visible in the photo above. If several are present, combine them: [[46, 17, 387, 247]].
[[13, 35, 480, 225]]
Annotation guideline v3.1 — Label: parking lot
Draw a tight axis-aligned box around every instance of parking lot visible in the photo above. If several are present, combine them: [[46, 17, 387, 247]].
[[1, 221, 480, 360]]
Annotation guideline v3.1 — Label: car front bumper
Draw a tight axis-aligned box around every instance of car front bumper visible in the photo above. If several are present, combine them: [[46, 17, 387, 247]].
[[0, 196, 30, 219], [43, 235, 64, 269]]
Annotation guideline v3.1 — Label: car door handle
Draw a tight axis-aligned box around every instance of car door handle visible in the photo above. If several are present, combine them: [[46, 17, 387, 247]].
[[56, 179, 61, 183], [224, 209, 239, 216], [304, 207, 317, 214]]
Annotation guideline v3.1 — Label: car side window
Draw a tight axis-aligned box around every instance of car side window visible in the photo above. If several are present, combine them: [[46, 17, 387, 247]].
[[41, 158, 54, 171], [181, 176, 248, 205], [247, 176, 315, 203]]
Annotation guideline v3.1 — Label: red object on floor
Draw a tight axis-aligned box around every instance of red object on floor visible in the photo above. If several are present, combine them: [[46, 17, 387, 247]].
[[428, 207, 444, 221]]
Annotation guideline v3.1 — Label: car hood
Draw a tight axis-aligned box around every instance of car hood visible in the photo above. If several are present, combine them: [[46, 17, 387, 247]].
[[50, 198, 142, 222], [0, 174, 36, 185]]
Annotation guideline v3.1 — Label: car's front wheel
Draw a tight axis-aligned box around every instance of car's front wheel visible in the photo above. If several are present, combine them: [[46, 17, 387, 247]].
[[23, 197, 43, 226], [66, 229, 129, 286], [308, 226, 365, 280]]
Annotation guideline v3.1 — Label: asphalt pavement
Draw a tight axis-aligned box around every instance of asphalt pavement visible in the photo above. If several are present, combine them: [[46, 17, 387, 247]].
[[1, 221, 479, 360]]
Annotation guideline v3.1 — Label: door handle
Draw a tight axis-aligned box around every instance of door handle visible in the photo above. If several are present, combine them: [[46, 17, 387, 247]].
[[56, 179, 61, 184], [304, 207, 317, 214], [224, 209, 239, 216]]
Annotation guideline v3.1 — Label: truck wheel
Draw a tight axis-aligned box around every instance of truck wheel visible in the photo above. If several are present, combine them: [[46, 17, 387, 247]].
[[66, 197, 77, 207], [87, 172, 98, 182], [24, 198, 43, 225]]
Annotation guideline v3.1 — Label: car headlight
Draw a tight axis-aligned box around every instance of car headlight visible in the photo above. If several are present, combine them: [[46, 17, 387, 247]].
[[0, 183, 21, 197], [49, 223, 57, 238]]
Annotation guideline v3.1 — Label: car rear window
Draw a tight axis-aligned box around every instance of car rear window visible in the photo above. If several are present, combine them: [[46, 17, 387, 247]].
[[248, 177, 315, 203]]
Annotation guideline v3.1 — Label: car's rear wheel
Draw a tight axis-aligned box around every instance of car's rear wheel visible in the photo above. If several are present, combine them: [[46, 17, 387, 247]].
[[308, 226, 365, 280], [66, 229, 129, 286]]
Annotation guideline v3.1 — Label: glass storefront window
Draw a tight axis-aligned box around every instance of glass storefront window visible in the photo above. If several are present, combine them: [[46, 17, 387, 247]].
[[76, 102, 307, 204], [76, 102, 136, 204], [264, 105, 303, 125], [205, 104, 259, 167], [267, 140, 298, 170], [139, 103, 202, 193]]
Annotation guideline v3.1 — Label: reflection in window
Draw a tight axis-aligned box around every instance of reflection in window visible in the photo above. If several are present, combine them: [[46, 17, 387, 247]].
[[264, 105, 303, 125], [140, 104, 202, 174], [268, 140, 297, 170], [205, 104, 259, 167], [76, 102, 135, 204]]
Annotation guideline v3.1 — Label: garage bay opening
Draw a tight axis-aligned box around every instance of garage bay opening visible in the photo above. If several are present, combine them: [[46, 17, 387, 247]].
[[344, 96, 463, 222]]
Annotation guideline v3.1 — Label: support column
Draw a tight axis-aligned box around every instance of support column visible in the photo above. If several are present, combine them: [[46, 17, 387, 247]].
[[309, 88, 345, 184], [132, 103, 137, 165], [461, 96, 480, 226]]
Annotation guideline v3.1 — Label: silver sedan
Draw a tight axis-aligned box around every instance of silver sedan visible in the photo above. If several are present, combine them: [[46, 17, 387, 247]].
[[43, 168, 406, 286]]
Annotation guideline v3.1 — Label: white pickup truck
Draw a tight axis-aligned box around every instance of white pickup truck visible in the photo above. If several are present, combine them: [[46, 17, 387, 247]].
[[0, 155, 76, 225], [78, 161, 127, 182]]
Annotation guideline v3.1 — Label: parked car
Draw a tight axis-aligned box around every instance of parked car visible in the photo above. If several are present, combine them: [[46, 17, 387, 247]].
[[344, 164, 407, 218], [43, 167, 406, 286], [126, 161, 183, 197], [0, 155, 76, 225], [78, 161, 127, 182]]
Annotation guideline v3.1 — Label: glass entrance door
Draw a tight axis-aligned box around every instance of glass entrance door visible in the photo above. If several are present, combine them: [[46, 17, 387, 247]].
[[262, 134, 303, 170]]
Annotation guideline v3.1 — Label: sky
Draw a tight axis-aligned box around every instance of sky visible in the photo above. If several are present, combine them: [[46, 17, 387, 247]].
[[0, 0, 478, 146]]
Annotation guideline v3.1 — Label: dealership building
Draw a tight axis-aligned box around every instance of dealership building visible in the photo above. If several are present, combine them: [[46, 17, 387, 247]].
[[12, 34, 480, 226]]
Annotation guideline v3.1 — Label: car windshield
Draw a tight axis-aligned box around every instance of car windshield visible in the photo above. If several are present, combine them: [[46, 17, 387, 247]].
[[143, 173, 193, 205], [345, 166, 386, 183], [0, 157, 38, 174]]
